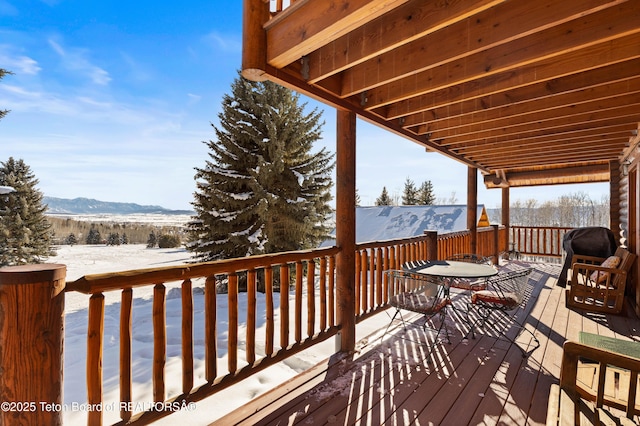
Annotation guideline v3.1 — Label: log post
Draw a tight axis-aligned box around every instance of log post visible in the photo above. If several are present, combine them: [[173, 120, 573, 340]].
[[336, 109, 356, 353], [467, 166, 478, 254], [492, 224, 501, 264], [502, 186, 510, 252], [424, 230, 438, 261], [0, 264, 66, 426]]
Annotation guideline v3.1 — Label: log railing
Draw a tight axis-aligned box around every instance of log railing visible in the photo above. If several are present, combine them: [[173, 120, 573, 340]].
[[510, 226, 573, 258], [0, 226, 510, 425], [67, 247, 341, 425]]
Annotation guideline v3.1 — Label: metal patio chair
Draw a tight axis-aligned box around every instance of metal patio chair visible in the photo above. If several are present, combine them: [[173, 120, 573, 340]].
[[383, 269, 451, 363], [466, 267, 539, 357]]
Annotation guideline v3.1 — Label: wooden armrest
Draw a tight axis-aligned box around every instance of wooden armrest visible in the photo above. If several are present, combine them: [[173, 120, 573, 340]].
[[563, 341, 640, 374], [571, 254, 606, 266], [571, 263, 626, 275], [561, 341, 640, 418], [569, 263, 626, 288]]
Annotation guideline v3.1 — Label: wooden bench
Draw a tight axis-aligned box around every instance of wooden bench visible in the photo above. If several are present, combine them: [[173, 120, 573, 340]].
[[566, 247, 636, 315], [546, 335, 640, 425]]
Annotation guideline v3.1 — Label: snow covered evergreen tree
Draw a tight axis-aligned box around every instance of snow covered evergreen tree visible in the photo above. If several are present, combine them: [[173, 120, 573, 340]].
[[187, 73, 335, 261], [401, 178, 419, 205], [86, 226, 102, 244], [0, 157, 55, 266], [375, 187, 392, 206], [418, 180, 436, 205]]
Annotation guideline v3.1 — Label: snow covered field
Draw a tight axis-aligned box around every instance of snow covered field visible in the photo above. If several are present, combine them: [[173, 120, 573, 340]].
[[49, 244, 391, 425]]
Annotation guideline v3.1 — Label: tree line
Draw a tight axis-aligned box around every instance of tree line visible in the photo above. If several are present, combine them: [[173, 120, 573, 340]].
[[47, 216, 183, 247], [504, 192, 610, 228], [374, 177, 457, 206]]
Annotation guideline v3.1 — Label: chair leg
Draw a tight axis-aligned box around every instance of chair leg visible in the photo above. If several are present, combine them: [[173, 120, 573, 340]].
[[472, 308, 540, 357], [382, 309, 401, 340], [420, 309, 451, 364]]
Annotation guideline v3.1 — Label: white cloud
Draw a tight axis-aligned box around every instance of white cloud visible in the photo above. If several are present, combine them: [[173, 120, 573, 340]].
[[48, 38, 112, 85], [187, 93, 201, 104], [203, 31, 241, 53], [0, 46, 41, 75]]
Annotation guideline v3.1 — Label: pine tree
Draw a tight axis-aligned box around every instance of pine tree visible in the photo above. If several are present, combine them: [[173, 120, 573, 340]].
[[65, 233, 78, 246], [375, 186, 392, 206], [0, 157, 55, 265], [401, 178, 419, 205], [107, 232, 121, 246], [86, 226, 102, 244], [187, 73, 335, 261], [147, 231, 157, 248], [418, 180, 436, 205]]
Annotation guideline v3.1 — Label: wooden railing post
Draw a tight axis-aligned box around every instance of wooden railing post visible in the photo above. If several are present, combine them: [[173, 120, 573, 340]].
[[492, 224, 500, 264], [0, 264, 66, 426], [425, 230, 438, 260]]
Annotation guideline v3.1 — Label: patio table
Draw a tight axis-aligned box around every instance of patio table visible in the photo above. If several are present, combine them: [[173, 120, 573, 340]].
[[403, 260, 498, 281]]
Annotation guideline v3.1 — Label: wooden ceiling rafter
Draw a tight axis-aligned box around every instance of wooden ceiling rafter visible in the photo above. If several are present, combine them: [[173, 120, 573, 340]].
[[409, 77, 640, 134], [394, 61, 640, 126]]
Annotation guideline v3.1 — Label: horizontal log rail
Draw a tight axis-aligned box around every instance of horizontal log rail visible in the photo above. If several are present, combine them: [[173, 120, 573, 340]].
[[510, 226, 573, 258]]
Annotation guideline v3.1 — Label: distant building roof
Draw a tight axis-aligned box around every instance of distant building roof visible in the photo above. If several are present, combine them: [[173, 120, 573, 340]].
[[321, 205, 490, 246]]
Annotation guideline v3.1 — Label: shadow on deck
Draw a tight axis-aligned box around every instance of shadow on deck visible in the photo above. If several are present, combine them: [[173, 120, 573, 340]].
[[213, 261, 640, 426]]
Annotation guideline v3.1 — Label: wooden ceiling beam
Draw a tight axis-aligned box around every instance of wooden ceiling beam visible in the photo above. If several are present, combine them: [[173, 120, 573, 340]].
[[457, 132, 632, 156], [339, 0, 623, 97], [382, 55, 640, 121], [363, 5, 640, 109], [420, 92, 640, 138], [484, 164, 611, 187], [304, 0, 502, 84], [433, 104, 640, 146], [447, 124, 635, 151], [481, 151, 623, 169], [265, 0, 410, 68], [465, 137, 629, 160], [471, 144, 625, 164], [405, 75, 640, 132]]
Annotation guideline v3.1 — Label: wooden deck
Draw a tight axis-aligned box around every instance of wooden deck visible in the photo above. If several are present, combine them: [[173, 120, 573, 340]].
[[212, 261, 640, 426]]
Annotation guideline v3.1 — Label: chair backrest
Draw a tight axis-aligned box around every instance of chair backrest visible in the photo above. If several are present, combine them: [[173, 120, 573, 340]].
[[612, 247, 636, 288], [485, 268, 532, 307]]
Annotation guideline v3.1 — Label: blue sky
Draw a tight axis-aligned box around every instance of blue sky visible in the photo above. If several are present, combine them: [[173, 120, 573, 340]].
[[0, 0, 608, 210]]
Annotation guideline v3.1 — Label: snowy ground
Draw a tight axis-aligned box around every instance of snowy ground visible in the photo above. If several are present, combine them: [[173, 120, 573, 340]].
[[50, 244, 392, 425]]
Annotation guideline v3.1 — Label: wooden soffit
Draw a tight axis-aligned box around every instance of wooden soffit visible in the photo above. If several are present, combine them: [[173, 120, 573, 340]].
[[242, 0, 640, 188]]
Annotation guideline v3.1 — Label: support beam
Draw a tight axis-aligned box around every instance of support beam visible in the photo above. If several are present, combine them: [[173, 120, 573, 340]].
[[467, 167, 478, 254], [241, 0, 269, 81], [335, 109, 357, 353], [502, 186, 510, 253]]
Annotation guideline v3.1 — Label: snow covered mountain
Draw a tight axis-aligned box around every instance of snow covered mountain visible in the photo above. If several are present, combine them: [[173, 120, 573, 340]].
[[43, 196, 193, 215]]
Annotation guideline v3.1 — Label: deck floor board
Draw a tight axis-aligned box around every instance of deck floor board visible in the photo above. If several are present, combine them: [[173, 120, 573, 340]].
[[212, 261, 640, 426]]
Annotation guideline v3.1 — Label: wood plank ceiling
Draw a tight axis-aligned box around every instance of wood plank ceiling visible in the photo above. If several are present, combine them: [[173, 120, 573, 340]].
[[243, 0, 640, 188]]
